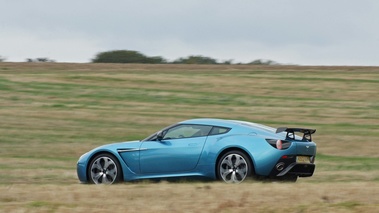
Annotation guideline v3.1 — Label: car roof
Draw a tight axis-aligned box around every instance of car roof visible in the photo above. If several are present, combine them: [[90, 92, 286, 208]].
[[180, 118, 277, 134], [179, 118, 236, 127]]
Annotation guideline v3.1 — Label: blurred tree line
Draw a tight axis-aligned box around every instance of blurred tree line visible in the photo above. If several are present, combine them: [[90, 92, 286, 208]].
[[0, 56, 56, 63], [26, 58, 55, 63], [92, 50, 279, 65], [0, 50, 279, 65]]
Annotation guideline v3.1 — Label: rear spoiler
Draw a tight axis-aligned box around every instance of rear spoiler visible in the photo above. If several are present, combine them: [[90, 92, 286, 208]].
[[276, 127, 316, 141]]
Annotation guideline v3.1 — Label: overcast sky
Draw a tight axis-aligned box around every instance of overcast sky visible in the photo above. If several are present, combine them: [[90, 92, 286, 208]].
[[1, 0, 378, 65]]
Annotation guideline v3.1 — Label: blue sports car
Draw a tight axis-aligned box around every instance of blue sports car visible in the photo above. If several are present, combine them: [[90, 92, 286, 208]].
[[77, 118, 316, 184]]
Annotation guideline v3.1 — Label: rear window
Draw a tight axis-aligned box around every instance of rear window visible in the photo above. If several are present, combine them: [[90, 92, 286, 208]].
[[209, 126, 231, 136]]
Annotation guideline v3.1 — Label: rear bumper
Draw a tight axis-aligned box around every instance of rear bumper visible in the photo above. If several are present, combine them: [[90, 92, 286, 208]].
[[277, 162, 315, 177], [268, 155, 316, 177]]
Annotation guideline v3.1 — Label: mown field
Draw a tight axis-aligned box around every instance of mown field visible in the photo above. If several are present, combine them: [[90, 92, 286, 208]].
[[0, 63, 378, 212]]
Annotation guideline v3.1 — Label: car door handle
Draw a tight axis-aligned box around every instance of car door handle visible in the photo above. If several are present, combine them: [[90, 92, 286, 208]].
[[188, 143, 198, 147]]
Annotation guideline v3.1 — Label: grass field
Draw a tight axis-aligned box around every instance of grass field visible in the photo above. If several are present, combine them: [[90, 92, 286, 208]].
[[0, 63, 378, 212]]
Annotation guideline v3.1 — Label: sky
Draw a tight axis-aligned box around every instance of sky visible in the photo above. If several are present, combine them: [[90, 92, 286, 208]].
[[1, 0, 379, 65]]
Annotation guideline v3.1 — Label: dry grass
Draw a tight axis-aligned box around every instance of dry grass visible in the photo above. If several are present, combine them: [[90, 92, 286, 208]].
[[0, 182, 378, 213], [0, 62, 378, 212]]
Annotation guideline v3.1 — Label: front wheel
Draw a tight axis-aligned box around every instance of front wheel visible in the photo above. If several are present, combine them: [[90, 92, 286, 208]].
[[217, 151, 252, 183], [88, 153, 122, 184]]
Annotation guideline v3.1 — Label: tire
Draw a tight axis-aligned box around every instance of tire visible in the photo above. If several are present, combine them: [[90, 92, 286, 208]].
[[88, 153, 122, 184], [217, 150, 252, 183]]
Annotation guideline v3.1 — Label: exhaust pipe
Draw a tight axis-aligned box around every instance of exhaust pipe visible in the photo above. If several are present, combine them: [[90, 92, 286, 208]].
[[276, 162, 285, 171]]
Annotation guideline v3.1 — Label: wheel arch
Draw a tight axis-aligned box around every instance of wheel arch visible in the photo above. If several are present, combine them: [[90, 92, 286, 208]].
[[86, 151, 124, 182], [215, 147, 256, 179]]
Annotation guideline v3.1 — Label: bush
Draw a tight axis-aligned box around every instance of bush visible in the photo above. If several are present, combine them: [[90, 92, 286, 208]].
[[248, 59, 278, 65], [92, 50, 167, 64], [26, 58, 55, 63], [173, 55, 218, 64]]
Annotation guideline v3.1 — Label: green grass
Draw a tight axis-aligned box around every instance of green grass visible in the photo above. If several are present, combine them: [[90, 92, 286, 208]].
[[316, 154, 378, 171]]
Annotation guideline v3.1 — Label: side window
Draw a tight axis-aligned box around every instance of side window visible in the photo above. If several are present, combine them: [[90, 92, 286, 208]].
[[163, 124, 212, 139], [209, 126, 231, 136]]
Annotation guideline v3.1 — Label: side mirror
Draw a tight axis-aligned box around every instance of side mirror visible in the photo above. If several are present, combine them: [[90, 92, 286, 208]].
[[156, 131, 164, 141]]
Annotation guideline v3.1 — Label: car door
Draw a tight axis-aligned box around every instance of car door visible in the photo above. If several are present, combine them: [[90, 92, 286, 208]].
[[139, 124, 212, 174]]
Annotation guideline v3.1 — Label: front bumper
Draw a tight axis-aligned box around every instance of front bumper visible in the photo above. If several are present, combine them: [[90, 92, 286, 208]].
[[77, 162, 88, 183], [77, 152, 91, 183]]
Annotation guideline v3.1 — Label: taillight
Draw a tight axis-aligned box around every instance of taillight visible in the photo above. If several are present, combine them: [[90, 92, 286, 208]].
[[265, 139, 291, 150], [276, 140, 283, 150]]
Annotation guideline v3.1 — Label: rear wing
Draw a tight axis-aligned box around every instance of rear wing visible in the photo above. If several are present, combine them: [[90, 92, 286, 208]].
[[276, 127, 316, 141]]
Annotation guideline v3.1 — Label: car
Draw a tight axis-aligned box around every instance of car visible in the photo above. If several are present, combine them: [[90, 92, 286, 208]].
[[77, 118, 317, 184]]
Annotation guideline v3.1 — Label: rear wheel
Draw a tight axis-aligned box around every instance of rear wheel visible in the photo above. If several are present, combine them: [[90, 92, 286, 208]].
[[88, 153, 122, 184], [217, 151, 252, 183]]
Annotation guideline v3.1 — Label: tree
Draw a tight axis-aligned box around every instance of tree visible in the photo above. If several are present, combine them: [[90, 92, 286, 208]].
[[222, 59, 233, 65], [145, 56, 167, 64], [248, 59, 279, 65], [173, 55, 218, 64], [92, 50, 167, 64]]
